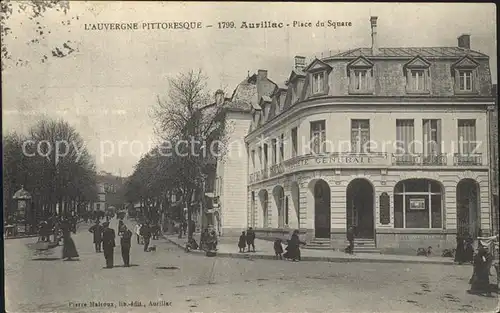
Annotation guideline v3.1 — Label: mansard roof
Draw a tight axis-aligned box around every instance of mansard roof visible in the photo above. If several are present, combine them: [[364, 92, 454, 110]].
[[327, 47, 488, 58], [451, 55, 480, 68], [287, 69, 305, 84]]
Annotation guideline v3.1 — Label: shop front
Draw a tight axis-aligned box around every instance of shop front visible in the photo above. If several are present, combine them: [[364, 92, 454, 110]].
[[249, 165, 490, 254]]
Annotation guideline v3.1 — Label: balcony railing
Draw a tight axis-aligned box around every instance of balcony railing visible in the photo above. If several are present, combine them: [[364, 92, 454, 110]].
[[391, 153, 447, 166], [422, 154, 448, 165], [454, 153, 482, 166]]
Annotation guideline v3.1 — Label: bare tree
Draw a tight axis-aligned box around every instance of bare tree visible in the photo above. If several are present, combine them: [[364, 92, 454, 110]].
[[152, 69, 228, 239]]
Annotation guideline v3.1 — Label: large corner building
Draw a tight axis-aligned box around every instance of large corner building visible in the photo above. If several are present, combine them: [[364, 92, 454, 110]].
[[211, 17, 496, 254]]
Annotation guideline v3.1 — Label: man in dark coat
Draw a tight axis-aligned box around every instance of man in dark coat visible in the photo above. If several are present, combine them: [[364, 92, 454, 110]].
[[89, 220, 103, 252], [188, 219, 196, 238], [140, 223, 152, 252], [246, 227, 256, 252], [102, 222, 116, 268], [120, 225, 133, 267]]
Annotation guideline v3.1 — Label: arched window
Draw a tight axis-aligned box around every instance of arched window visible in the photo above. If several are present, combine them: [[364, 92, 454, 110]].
[[394, 179, 443, 229]]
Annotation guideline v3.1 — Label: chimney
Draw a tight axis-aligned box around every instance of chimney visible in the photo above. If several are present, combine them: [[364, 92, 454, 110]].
[[257, 69, 267, 80], [458, 34, 471, 50], [370, 16, 379, 55], [294, 56, 306, 71], [214, 89, 224, 106]]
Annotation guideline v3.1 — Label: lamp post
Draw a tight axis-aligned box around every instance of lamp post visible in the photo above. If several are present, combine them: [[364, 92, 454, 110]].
[[12, 186, 33, 234]]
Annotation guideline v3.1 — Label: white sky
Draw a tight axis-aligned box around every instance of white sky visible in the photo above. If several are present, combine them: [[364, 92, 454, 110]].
[[2, 2, 496, 176]]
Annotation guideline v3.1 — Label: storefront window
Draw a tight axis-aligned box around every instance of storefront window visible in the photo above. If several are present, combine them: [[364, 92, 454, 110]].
[[393, 179, 443, 229]]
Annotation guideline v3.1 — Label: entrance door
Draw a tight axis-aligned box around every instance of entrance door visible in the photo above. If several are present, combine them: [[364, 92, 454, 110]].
[[346, 179, 374, 238], [456, 179, 480, 237], [314, 180, 331, 238]]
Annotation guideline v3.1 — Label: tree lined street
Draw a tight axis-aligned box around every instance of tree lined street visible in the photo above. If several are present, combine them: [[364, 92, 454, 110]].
[[5, 217, 498, 313]]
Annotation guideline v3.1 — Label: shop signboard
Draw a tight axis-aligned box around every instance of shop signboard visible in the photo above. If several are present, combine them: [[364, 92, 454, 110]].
[[409, 198, 426, 210]]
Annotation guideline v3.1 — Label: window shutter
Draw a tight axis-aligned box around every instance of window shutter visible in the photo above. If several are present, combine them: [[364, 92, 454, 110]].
[[474, 69, 479, 92], [407, 70, 413, 91], [323, 71, 328, 93], [436, 119, 442, 154]]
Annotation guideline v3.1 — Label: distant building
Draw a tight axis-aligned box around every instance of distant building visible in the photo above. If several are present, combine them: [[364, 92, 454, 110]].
[[91, 171, 126, 211]]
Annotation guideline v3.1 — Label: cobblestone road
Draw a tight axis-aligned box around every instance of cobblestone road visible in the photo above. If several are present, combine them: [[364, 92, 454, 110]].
[[5, 218, 498, 313]]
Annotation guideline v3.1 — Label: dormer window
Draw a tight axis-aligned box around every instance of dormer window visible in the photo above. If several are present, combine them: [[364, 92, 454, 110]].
[[403, 56, 431, 94], [451, 56, 479, 95], [303, 58, 332, 97], [312, 72, 325, 94], [347, 56, 374, 95]]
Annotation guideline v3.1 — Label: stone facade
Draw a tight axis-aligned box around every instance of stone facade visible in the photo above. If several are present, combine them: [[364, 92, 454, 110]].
[[241, 17, 495, 254]]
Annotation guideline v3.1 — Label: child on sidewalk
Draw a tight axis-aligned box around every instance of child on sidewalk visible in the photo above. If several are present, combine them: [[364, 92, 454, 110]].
[[238, 231, 247, 252], [274, 238, 284, 259]]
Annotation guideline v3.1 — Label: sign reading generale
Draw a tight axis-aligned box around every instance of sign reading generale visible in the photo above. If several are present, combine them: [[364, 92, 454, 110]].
[[252, 153, 388, 181]]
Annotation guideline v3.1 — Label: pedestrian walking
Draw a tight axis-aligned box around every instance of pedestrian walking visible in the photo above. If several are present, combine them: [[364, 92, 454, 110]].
[[274, 238, 284, 259], [283, 230, 304, 261], [89, 220, 103, 252], [454, 235, 466, 264], [246, 227, 256, 252], [120, 225, 132, 267], [346, 226, 355, 254], [477, 232, 499, 277], [238, 231, 246, 252], [61, 219, 79, 261], [117, 219, 125, 236], [141, 223, 152, 252], [468, 246, 492, 296], [200, 228, 209, 250], [188, 219, 196, 238], [181, 220, 187, 236], [134, 223, 142, 244], [102, 222, 116, 268], [464, 234, 474, 263]]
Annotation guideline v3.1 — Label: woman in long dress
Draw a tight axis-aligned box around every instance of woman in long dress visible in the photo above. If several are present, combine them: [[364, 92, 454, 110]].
[[61, 219, 79, 261], [283, 230, 304, 262], [468, 246, 491, 295]]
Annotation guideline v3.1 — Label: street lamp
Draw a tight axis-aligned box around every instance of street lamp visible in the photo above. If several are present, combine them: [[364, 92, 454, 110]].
[[12, 185, 32, 234]]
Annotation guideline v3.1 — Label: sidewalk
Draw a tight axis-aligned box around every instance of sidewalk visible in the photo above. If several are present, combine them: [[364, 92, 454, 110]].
[[164, 234, 455, 265]]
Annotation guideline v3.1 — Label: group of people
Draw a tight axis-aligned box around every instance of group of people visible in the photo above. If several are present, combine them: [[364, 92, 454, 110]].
[[238, 227, 256, 252], [200, 228, 219, 251], [88, 218, 133, 267], [133, 221, 161, 252], [466, 232, 499, 296], [37, 214, 78, 244]]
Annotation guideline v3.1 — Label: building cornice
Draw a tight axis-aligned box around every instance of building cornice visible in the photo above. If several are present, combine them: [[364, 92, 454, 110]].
[[245, 96, 494, 142]]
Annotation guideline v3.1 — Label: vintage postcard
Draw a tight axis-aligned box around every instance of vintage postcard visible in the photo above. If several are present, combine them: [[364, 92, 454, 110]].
[[2, 2, 498, 312]]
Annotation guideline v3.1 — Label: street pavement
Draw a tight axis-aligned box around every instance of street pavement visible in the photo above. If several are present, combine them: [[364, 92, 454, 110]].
[[4, 217, 499, 313]]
